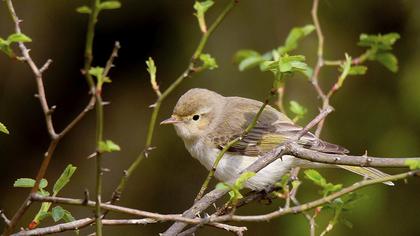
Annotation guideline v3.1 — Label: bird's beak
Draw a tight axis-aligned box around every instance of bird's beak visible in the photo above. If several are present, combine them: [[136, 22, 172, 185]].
[[160, 116, 181, 125]]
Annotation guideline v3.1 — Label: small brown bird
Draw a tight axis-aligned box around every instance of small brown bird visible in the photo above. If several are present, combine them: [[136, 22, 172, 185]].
[[161, 88, 392, 190]]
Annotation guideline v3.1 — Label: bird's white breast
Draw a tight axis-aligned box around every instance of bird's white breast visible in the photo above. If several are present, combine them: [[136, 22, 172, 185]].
[[184, 138, 305, 190]]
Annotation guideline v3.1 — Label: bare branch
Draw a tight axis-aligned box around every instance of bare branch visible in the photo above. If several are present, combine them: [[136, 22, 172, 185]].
[[214, 170, 419, 222], [288, 144, 420, 167], [0, 210, 11, 226], [26, 170, 418, 235]]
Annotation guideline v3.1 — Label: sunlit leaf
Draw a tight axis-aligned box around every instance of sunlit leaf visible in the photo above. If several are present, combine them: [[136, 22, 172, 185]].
[[98, 139, 121, 153], [358, 33, 400, 50], [375, 52, 398, 73], [99, 1, 121, 10], [405, 160, 420, 170], [278, 24, 315, 54], [0, 122, 9, 134], [76, 6, 92, 14], [193, 0, 214, 32], [7, 33, 32, 43], [53, 164, 77, 195], [51, 206, 65, 222], [199, 53, 218, 70], [14, 178, 48, 189]]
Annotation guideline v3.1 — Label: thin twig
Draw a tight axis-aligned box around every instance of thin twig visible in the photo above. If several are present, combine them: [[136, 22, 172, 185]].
[[27, 170, 419, 231], [110, 0, 237, 204], [11, 218, 158, 236], [213, 170, 419, 222], [0, 210, 11, 226], [93, 40, 121, 236], [29, 195, 246, 234], [2, 1, 97, 234]]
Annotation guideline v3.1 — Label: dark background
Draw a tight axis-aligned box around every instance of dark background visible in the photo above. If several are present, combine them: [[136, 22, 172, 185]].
[[1, 0, 420, 235]]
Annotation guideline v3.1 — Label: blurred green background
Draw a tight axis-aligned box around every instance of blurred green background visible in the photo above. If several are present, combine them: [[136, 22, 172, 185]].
[[1, 0, 420, 235]]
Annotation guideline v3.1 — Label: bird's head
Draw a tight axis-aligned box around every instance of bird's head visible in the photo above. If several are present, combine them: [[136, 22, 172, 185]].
[[161, 88, 225, 141]]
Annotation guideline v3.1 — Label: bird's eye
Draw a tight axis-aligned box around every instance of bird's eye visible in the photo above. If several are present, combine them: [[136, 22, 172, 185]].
[[192, 114, 200, 121]]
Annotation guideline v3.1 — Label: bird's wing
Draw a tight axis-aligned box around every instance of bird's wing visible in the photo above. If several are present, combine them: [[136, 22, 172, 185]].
[[208, 97, 348, 157]]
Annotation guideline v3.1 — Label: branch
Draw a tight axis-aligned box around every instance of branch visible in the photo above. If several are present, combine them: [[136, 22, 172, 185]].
[[27, 169, 419, 236], [214, 170, 420, 222], [93, 40, 121, 236], [110, 0, 237, 204], [288, 144, 420, 167], [0, 210, 11, 226], [28, 195, 246, 235], [10, 218, 160, 236]]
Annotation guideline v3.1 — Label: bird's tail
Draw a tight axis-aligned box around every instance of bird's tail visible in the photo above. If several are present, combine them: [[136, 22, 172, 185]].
[[337, 165, 394, 186]]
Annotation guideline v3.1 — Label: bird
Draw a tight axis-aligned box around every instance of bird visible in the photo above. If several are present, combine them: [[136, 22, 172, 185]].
[[160, 88, 392, 190]]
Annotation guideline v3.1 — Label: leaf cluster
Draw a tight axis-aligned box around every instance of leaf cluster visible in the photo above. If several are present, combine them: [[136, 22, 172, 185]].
[[13, 165, 77, 229], [0, 33, 31, 58], [216, 171, 256, 205]]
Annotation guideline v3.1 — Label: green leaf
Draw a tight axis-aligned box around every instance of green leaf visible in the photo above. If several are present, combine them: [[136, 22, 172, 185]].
[[347, 65, 367, 75], [233, 50, 261, 63], [405, 160, 420, 170], [62, 209, 76, 223], [234, 50, 270, 71], [336, 54, 352, 89], [305, 169, 342, 196], [98, 139, 121, 153], [31, 201, 52, 228], [7, 33, 32, 43], [278, 25, 315, 54], [99, 1, 121, 10], [234, 171, 256, 190], [51, 206, 65, 222], [375, 52, 398, 73], [53, 164, 77, 195], [88, 66, 104, 78], [0, 38, 14, 57], [358, 33, 400, 50], [76, 6, 92, 14], [304, 169, 327, 186], [193, 0, 214, 33], [199, 53, 218, 70], [37, 189, 50, 197], [289, 100, 307, 122], [14, 178, 48, 189], [261, 54, 309, 75], [146, 57, 157, 82], [0, 122, 9, 134], [89, 66, 111, 87], [357, 33, 400, 73], [215, 182, 230, 190]]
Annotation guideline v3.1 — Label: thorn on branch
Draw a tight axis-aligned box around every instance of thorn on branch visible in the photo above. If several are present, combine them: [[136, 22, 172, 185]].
[[0, 210, 11, 226], [102, 101, 111, 106], [87, 152, 98, 159], [144, 146, 156, 158], [83, 189, 90, 206], [47, 105, 57, 115]]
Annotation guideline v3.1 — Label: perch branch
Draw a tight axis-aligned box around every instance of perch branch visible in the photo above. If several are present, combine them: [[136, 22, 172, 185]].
[[27, 169, 418, 236]]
